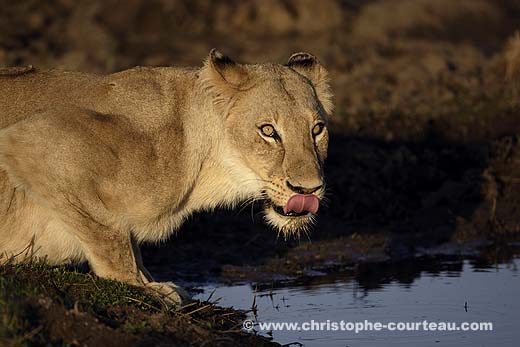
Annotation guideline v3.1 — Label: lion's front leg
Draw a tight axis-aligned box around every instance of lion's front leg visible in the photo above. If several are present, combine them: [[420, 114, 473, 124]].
[[69, 216, 142, 285], [65, 213, 189, 305]]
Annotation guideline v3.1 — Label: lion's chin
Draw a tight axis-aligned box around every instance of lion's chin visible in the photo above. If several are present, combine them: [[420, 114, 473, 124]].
[[263, 203, 316, 239]]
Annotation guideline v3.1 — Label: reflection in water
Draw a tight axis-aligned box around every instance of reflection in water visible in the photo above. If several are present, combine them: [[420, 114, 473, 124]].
[[195, 256, 519, 347]]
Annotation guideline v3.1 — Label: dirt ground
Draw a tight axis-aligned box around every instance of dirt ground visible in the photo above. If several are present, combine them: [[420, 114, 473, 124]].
[[2, 0, 520, 346]]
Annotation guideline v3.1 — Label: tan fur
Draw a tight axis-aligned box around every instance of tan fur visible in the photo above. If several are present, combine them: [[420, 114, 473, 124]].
[[0, 50, 332, 303]]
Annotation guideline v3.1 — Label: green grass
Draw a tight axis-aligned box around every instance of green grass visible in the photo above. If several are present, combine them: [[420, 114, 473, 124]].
[[0, 262, 162, 346], [0, 262, 261, 347], [0, 262, 161, 313]]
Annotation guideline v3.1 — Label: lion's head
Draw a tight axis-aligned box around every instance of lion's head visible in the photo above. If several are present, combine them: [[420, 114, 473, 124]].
[[200, 49, 333, 237]]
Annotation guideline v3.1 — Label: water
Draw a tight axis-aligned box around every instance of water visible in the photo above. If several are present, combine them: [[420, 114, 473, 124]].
[[194, 257, 520, 347]]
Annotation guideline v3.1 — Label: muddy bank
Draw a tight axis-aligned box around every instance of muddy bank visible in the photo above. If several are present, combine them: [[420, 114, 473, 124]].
[[0, 263, 277, 347]]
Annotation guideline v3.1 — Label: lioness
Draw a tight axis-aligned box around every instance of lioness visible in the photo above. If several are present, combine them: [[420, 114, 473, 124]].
[[0, 50, 332, 303]]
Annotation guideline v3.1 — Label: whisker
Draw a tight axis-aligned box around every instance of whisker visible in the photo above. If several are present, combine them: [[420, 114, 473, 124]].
[[304, 228, 312, 242], [237, 201, 253, 215], [322, 188, 334, 200], [250, 197, 256, 223], [239, 178, 271, 184], [320, 197, 331, 208]]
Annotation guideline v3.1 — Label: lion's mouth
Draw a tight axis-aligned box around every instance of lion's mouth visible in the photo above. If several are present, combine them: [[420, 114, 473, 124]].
[[271, 204, 310, 217], [267, 193, 320, 218]]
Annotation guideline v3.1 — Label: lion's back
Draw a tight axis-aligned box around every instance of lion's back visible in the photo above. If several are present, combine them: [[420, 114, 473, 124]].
[[0, 67, 101, 129], [0, 66, 196, 132]]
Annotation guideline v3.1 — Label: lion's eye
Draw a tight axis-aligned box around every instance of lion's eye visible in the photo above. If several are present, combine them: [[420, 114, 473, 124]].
[[312, 123, 325, 136], [260, 124, 276, 137]]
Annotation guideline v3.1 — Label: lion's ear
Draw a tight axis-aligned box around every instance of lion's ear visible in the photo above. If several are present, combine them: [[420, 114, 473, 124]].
[[200, 49, 249, 115], [287, 52, 334, 115]]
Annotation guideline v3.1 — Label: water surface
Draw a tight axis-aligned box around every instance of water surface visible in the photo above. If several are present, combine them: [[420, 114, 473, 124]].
[[195, 257, 519, 347]]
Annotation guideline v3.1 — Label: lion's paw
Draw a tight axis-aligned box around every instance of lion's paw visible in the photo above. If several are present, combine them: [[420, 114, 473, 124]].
[[145, 281, 191, 306]]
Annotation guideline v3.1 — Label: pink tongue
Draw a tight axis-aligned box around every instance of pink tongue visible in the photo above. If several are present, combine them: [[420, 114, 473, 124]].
[[283, 194, 320, 215]]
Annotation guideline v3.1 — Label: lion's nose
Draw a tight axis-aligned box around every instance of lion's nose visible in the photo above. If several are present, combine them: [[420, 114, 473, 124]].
[[286, 181, 322, 195]]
